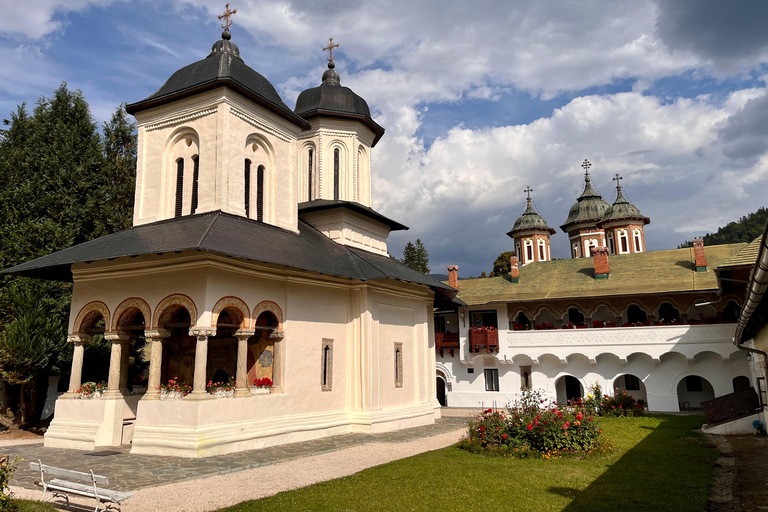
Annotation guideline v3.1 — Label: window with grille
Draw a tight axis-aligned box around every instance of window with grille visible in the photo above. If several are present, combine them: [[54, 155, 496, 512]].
[[256, 165, 264, 222], [191, 156, 199, 214], [308, 149, 313, 201], [175, 158, 184, 217], [394, 342, 403, 388], [321, 339, 333, 391], [333, 148, 340, 201]]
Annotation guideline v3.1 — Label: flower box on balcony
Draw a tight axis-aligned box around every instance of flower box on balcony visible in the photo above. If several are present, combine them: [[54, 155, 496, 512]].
[[469, 329, 498, 353]]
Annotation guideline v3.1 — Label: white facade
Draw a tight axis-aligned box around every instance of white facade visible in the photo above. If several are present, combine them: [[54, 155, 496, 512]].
[[437, 306, 752, 412]]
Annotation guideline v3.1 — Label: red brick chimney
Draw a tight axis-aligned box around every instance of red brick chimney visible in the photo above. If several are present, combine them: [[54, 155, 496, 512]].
[[447, 265, 459, 289], [693, 238, 707, 272], [593, 246, 609, 279], [510, 256, 519, 283]]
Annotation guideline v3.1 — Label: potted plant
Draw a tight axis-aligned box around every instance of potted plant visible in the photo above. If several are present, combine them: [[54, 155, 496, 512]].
[[77, 381, 107, 399], [252, 377, 273, 395], [207, 378, 236, 398], [158, 378, 192, 400]]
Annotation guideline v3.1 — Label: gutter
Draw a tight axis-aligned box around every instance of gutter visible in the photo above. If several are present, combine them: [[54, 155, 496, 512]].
[[733, 217, 768, 362]]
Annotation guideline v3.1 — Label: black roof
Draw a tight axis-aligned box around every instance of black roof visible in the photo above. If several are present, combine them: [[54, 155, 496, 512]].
[[298, 200, 408, 231], [1, 211, 453, 298], [126, 32, 310, 130], [294, 63, 385, 146]]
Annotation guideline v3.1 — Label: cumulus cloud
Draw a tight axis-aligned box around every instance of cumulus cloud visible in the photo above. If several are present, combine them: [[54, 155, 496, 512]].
[[0, 0, 119, 39]]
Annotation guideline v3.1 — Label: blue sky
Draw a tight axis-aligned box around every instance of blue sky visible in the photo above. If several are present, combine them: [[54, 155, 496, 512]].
[[3, 0, 768, 277]]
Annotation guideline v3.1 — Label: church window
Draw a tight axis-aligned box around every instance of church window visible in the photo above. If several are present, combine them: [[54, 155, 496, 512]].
[[308, 149, 314, 201], [572, 244, 578, 258], [526, 243, 533, 263], [484, 369, 499, 392], [608, 234, 615, 254], [634, 230, 642, 252], [538, 240, 546, 260], [620, 233, 628, 253], [244, 159, 251, 218], [321, 339, 333, 392], [520, 366, 532, 391], [394, 342, 403, 388], [191, 155, 199, 214], [333, 148, 340, 201], [256, 165, 264, 222], [174, 158, 184, 218]]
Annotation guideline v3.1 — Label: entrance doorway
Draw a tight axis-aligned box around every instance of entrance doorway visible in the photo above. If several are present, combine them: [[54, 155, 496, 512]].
[[436, 377, 447, 406], [555, 375, 583, 404]]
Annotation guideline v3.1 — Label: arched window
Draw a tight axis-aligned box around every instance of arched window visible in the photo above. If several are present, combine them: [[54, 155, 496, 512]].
[[733, 376, 750, 393], [333, 148, 340, 201], [256, 165, 264, 222], [308, 149, 314, 201], [620, 231, 629, 253], [244, 159, 251, 218], [723, 300, 741, 323], [658, 302, 680, 322], [608, 233, 615, 254], [174, 158, 184, 218], [633, 230, 642, 252], [191, 155, 199, 214]]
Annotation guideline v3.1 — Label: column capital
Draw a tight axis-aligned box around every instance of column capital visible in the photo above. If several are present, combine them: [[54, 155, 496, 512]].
[[104, 331, 131, 342], [189, 327, 216, 339], [268, 330, 285, 341], [67, 334, 92, 345], [235, 329, 255, 340], [144, 329, 171, 340]]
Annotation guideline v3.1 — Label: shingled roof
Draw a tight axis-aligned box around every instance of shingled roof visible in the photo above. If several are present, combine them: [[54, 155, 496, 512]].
[[717, 237, 761, 269], [453, 243, 747, 306], [0, 211, 455, 299]]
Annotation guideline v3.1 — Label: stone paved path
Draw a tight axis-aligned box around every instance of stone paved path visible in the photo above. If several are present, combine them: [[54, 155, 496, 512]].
[[707, 434, 768, 512], [5, 417, 466, 493]]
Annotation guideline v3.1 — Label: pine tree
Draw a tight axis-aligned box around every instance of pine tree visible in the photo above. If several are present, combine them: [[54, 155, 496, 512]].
[[679, 207, 768, 248], [401, 239, 430, 274], [489, 250, 516, 277]]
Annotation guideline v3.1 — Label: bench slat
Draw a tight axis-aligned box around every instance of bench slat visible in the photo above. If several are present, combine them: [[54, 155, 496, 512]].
[[30, 462, 109, 485], [42, 480, 133, 503]]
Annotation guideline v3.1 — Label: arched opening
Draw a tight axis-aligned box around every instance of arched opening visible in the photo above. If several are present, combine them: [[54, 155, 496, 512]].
[[534, 308, 557, 330], [555, 375, 583, 405], [512, 311, 531, 331], [190, 155, 200, 214], [591, 305, 617, 327], [160, 307, 195, 388], [687, 303, 717, 324], [207, 307, 246, 388], [247, 311, 279, 386], [722, 300, 741, 323], [256, 165, 264, 222], [613, 374, 647, 405], [357, 146, 368, 204], [733, 375, 751, 393], [244, 134, 273, 224], [333, 148, 340, 200], [676, 375, 715, 410], [563, 307, 585, 327], [244, 159, 251, 218], [656, 302, 680, 324], [166, 128, 200, 218], [623, 304, 648, 326], [436, 370, 448, 407]]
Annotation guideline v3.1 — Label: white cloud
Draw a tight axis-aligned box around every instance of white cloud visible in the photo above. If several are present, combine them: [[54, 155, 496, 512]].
[[0, 0, 119, 39]]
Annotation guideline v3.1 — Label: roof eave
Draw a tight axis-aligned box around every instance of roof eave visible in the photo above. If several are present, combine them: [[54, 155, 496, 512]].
[[297, 109, 385, 147]]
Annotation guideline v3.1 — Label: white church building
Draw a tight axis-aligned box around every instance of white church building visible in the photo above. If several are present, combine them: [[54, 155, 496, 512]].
[[3, 21, 457, 457]]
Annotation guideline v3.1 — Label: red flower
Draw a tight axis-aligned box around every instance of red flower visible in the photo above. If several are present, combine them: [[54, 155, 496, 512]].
[[576, 412, 583, 421], [527, 424, 533, 431], [502, 434, 507, 440], [563, 423, 569, 430], [480, 426, 485, 431], [588, 416, 593, 422]]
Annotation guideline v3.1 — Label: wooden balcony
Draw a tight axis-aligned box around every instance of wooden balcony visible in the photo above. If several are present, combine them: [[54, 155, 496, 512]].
[[435, 332, 460, 356], [469, 329, 499, 353]]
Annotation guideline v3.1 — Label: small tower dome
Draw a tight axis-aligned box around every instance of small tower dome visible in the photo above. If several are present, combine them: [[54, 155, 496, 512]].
[[560, 159, 610, 259], [598, 174, 650, 255], [507, 186, 555, 265]]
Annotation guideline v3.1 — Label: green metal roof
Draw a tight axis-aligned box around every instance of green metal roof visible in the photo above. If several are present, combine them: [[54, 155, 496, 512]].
[[560, 173, 610, 232]]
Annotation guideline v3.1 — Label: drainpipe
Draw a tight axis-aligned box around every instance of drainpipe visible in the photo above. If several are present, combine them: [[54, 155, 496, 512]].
[[734, 219, 768, 366]]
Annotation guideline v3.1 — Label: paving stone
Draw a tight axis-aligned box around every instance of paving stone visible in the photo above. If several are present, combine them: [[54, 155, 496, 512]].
[[5, 417, 466, 492]]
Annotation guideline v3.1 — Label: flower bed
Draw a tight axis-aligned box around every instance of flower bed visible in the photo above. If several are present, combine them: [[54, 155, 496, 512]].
[[459, 390, 609, 458], [158, 378, 191, 399], [77, 381, 106, 399]]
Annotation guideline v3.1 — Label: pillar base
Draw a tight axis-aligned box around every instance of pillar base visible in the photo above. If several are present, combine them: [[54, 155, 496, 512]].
[[185, 391, 213, 401], [233, 388, 251, 398], [141, 392, 161, 401], [102, 390, 129, 400]]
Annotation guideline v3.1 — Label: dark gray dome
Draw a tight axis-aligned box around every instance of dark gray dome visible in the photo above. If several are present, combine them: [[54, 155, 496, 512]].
[[507, 198, 555, 237], [127, 31, 309, 129], [560, 173, 610, 233], [598, 185, 650, 226], [294, 62, 385, 146]]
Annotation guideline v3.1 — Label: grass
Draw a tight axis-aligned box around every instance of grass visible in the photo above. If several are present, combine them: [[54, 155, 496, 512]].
[[218, 414, 716, 512], [16, 500, 56, 512]]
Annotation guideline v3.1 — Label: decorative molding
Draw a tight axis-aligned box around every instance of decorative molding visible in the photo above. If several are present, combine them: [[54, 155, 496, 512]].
[[189, 327, 217, 339], [211, 296, 250, 328], [268, 330, 285, 341], [67, 334, 93, 345], [153, 293, 198, 328], [112, 297, 151, 331], [145, 108, 218, 132], [104, 331, 131, 342], [73, 301, 110, 334], [252, 300, 284, 330], [229, 107, 291, 142], [235, 329, 255, 339], [144, 329, 171, 340], [506, 324, 737, 347]]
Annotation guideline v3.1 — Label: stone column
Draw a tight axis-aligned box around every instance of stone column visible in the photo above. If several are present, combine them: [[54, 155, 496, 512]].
[[104, 331, 131, 398], [269, 330, 285, 393], [65, 334, 92, 397], [189, 328, 216, 400], [234, 329, 255, 397], [143, 329, 171, 400]]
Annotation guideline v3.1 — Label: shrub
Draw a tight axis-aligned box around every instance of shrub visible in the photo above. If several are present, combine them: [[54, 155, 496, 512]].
[[461, 390, 608, 458], [77, 381, 107, 397], [599, 389, 645, 417], [0, 455, 18, 512]]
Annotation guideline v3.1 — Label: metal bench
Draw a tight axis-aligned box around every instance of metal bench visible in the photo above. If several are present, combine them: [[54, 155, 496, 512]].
[[30, 460, 133, 512]]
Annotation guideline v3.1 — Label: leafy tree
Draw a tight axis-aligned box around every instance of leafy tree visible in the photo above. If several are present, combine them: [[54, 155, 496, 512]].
[[489, 250, 516, 277], [402, 239, 430, 274], [679, 207, 768, 247], [0, 84, 137, 427], [479, 271, 487, 278]]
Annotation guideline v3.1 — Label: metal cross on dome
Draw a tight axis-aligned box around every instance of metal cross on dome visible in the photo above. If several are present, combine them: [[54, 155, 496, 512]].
[[323, 37, 340, 63], [219, 3, 237, 30], [581, 159, 592, 174], [524, 186, 533, 199], [613, 173, 623, 188]]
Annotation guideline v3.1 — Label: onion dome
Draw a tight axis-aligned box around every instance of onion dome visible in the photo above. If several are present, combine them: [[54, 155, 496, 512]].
[[294, 60, 385, 146], [560, 160, 611, 233], [126, 29, 309, 129], [598, 174, 650, 226], [506, 187, 556, 238]]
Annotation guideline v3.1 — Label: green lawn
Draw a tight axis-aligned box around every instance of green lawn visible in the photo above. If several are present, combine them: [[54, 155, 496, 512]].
[[17, 500, 56, 512], [219, 414, 715, 512]]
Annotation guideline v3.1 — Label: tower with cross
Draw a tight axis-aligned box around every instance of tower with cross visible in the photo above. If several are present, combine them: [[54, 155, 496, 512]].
[[597, 172, 651, 255], [507, 185, 556, 266]]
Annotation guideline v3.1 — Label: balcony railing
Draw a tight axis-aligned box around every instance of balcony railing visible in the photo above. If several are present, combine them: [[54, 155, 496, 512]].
[[469, 329, 499, 353], [435, 332, 459, 356]]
